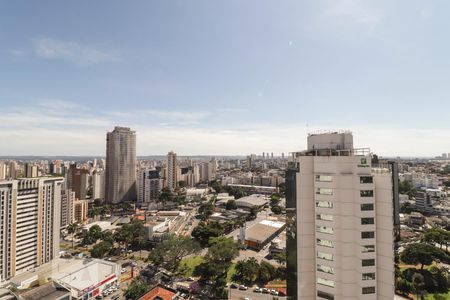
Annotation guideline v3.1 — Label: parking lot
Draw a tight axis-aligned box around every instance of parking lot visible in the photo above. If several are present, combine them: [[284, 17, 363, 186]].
[[228, 288, 286, 300]]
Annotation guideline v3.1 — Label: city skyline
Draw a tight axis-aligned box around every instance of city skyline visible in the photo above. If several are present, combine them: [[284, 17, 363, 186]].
[[1, 1, 450, 156]]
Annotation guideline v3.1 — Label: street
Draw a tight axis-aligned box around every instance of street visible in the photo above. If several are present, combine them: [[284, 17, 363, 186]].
[[228, 288, 286, 300]]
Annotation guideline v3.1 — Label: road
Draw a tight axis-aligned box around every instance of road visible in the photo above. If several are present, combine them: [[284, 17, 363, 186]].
[[228, 288, 286, 300]]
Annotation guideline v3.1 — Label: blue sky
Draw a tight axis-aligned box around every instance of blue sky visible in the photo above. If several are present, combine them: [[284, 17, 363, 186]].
[[0, 0, 449, 156]]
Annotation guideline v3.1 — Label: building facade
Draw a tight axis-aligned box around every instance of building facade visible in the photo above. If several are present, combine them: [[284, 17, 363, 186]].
[[0, 177, 63, 282], [61, 189, 75, 228], [167, 151, 178, 190], [286, 132, 395, 300], [105, 127, 137, 203], [138, 170, 162, 204]]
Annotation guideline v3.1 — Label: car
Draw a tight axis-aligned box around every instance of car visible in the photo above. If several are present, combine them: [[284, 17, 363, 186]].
[[270, 290, 279, 296], [95, 296, 103, 299], [121, 268, 127, 273], [230, 283, 238, 289], [261, 288, 269, 294], [111, 295, 120, 300], [186, 277, 194, 282], [239, 285, 248, 290], [253, 287, 261, 293], [278, 290, 286, 296]]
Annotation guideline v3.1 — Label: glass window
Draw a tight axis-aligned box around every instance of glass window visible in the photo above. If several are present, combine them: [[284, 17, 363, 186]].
[[316, 213, 334, 222], [360, 190, 374, 197], [361, 203, 374, 211], [362, 287, 375, 294], [316, 175, 333, 182], [317, 291, 334, 300], [360, 176, 373, 184], [316, 201, 333, 208], [317, 251, 334, 261], [361, 218, 374, 225], [316, 188, 333, 195], [316, 225, 334, 235], [362, 259, 375, 267], [362, 245, 375, 253], [361, 231, 375, 239], [362, 273, 376, 280], [317, 264, 334, 274], [317, 238, 334, 248], [317, 277, 335, 288]]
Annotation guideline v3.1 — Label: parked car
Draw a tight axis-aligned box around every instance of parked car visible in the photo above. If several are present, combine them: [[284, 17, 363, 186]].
[[239, 285, 248, 291], [261, 288, 269, 294], [230, 283, 238, 289], [253, 287, 261, 293]]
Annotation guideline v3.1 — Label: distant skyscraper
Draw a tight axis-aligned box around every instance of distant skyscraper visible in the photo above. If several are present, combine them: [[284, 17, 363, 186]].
[[0, 161, 5, 180], [167, 151, 178, 190], [105, 127, 137, 203], [92, 171, 105, 200], [25, 163, 38, 178], [286, 132, 395, 300], [61, 189, 75, 228], [0, 177, 63, 281], [68, 164, 89, 200]]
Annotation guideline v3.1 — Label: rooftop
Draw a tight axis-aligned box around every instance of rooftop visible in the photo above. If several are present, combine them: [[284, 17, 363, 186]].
[[20, 282, 69, 300], [139, 284, 177, 300]]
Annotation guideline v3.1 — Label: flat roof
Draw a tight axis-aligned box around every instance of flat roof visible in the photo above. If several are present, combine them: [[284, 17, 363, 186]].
[[245, 220, 285, 243], [20, 282, 69, 300], [57, 260, 118, 291]]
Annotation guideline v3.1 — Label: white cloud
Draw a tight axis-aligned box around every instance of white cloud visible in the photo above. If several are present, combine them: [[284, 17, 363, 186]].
[[323, 0, 384, 29], [33, 38, 120, 65], [106, 109, 210, 125]]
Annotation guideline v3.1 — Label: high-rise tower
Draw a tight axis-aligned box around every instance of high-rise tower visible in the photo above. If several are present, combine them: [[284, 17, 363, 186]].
[[105, 127, 137, 203], [167, 151, 178, 190], [286, 132, 395, 300]]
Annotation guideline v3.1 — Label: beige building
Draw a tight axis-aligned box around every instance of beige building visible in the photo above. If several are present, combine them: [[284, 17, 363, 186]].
[[0, 177, 63, 282], [286, 132, 394, 300], [60, 189, 75, 228], [105, 127, 137, 203], [167, 151, 178, 190], [74, 199, 89, 223]]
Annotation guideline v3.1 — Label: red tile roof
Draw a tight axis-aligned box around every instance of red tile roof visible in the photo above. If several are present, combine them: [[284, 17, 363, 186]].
[[139, 285, 177, 300]]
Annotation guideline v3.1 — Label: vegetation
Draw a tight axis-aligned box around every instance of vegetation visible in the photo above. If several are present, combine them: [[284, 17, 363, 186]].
[[225, 199, 237, 210], [148, 235, 201, 273], [198, 202, 215, 221], [91, 240, 113, 258], [400, 243, 450, 270], [194, 237, 239, 299], [191, 222, 224, 247], [66, 223, 80, 249], [124, 279, 151, 300], [233, 258, 280, 285], [399, 180, 417, 199]]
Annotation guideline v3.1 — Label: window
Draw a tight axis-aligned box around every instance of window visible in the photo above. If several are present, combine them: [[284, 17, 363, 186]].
[[362, 273, 376, 280], [316, 188, 333, 195], [317, 264, 334, 274], [317, 238, 334, 248], [316, 201, 333, 208], [316, 175, 333, 182], [316, 213, 334, 222], [361, 157, 367, 165], [317, 277, 335, 288], [360, 176, 373, 184], [360, 190, 374, 197], [317, 291, 334, 300], [361, 231, 375, 239], [361, 218, 374, 225], [362, 245, 375, 253], [362, 287, 375, 294], [361, 203, 374, 211], [316, 225, 334, 234], [362, 259, 375, 267], [317, 251, 334, 261]]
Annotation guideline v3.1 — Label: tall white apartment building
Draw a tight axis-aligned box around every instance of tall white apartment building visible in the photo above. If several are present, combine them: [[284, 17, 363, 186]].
[[286, 132, 395, 300], [138, 170, 161, 204], [167, 151, 178, 190], [0, 177, 63, 282], [92, 170, 105, 200]]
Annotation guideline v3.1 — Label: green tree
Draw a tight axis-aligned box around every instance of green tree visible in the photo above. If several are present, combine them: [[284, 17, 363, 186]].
[[158, 187, 173, 208], [198, 202, 214, 221], [411, 273, 426, 299], [148, 235, 200, 272], [226, 200, 237, 210], [88, 224, 103, 242], [273, 252, 286, 266], [270, 194, 281, 207], [399, 180, 416, 199], [91, 241, 112, 258], [67, 223, 79, 249], [396, 278, 411, 296], [271, 205, 282, 215], [233, 258, 259, 285], [258, 261, 276, 284], [124, 279, 150, 300], [401, 243, 440, 270], [191, 222, 223, 247], [248, 206, 259, 220]]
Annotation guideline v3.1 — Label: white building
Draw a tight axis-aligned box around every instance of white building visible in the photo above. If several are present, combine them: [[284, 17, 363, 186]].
[[286, 132, 394, 300], [92, 171, 105, 200], [0, 177, 63, 282], [138, 169, 162, 204]]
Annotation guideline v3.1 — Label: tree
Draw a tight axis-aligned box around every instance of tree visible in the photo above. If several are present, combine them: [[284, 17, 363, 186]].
[[273, 252, 286, 266], [271, 205, 282, 215], [89, 224, 103, 242], [114, 225, 133, 252], [67, 223, 79, 249], [248, 206, 259, 220], [270, 194, 281, 207], [258, 261, 276, 284], [198, 202, 214, 221], [91, 241, 112, 258], [412, 273, 426, 299], [148, 235, 200, 272], [124, 279, 150, 300], [396, 278, 412, 296], [178, 180, 187, 188], [158, 187, 173, 208], [226, 200, 237, 210], [194, 237, 239, 299], [399, 180, 416, 199], [191, 222, 223, 247], [233, 258, 260, 285], [401, 243, 440, 270]]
